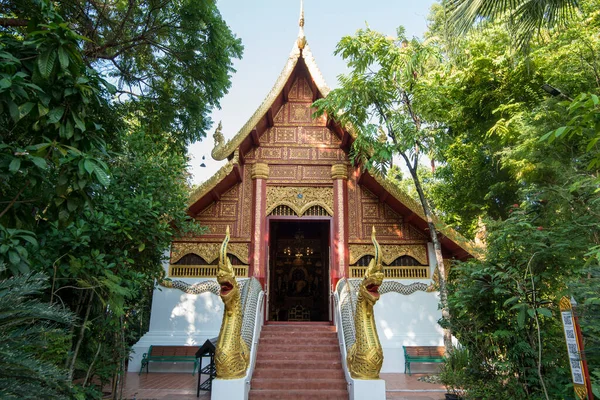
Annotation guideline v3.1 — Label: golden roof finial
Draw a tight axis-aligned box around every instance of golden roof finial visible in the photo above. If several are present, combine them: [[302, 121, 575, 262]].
[[297, 0, 306, 50]]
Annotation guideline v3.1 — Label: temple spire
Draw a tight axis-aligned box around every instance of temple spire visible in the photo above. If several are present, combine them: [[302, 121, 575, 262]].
[[297, 0, 306, 50]]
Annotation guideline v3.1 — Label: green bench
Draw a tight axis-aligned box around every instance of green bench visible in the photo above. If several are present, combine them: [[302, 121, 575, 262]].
[[139, 345, 200, 375], [403, 345, 445, 375]]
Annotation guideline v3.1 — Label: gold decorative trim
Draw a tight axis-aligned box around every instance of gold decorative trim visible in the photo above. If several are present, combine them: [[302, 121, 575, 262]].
[[350, 266, 429, 280], [331, 164, 348, 180], [252, 163, 269, 179], [169, 264, 248, 278], [170, 242, 249, 265], [266, 186, 334, 217], [559, 296, 572, 311], [349, 244, 428, 266], [574, 384, 588, 400]]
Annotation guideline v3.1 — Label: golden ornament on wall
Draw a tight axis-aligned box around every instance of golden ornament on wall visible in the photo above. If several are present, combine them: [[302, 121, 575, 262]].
[[266, 186, 334, 217], [349, 244, 428, 266], [170, 242, 249, 265]]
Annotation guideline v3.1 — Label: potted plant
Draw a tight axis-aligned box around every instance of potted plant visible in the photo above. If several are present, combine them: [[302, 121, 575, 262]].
[[439, 346, 469, 400]]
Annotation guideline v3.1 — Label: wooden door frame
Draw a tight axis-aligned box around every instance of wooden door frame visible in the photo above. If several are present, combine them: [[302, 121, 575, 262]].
[[264, 216, 333, 323]]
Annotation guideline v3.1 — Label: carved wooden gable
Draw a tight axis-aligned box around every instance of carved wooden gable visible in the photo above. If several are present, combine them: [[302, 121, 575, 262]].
[[245, 76, 344, 185]]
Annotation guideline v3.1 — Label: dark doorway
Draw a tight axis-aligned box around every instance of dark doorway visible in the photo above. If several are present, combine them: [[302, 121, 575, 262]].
[[268, 220, 330, 322]]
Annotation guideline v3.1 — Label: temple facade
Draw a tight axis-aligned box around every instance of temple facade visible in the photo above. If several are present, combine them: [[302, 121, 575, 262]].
[[129, 8, 472, 378]]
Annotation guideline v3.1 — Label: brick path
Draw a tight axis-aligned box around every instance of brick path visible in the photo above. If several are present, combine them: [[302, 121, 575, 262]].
[[116, 372, 445, 400]]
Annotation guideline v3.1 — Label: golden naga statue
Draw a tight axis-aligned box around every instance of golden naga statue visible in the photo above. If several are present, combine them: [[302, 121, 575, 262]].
[[215, 226, 249, 379], [347, 226, 385, 379]]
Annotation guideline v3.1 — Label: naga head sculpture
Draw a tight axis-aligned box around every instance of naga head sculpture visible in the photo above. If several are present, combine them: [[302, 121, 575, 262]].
[[359, 226, 384, 306], [217, 226, 240, 308]]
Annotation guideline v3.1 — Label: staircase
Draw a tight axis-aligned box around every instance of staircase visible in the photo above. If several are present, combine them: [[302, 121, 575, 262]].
[[249, 323, 348, 400]]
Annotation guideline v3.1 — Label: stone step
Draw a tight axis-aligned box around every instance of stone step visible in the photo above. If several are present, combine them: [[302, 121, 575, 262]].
[[248, 389, 349, 400], [257, 343, 340, 354], [256, 350, 341, 362], [252, 367, 345, 380], [252, 378, 347, 391], [259, 336, 339, 346], [260, 330, 337, 339], [254, 358, 343, 370], [262, 324, 336, 332]]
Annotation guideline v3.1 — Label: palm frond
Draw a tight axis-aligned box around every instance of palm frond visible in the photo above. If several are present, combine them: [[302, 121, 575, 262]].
[[446, 0, 580, 50]]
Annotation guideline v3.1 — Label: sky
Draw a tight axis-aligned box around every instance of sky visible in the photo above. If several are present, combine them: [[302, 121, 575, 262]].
[[187, 0, 438, 185]]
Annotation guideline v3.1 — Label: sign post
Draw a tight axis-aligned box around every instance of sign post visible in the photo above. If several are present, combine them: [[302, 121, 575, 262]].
[[559, 296, 593, 400]]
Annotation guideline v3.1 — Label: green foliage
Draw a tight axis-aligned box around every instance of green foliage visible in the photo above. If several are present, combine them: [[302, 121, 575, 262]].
[[1, 0, 237, 395], [0, 271, 75, 399], [446, 0, 580, 50]]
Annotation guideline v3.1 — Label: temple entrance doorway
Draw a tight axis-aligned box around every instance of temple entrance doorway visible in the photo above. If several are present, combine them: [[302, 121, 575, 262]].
[[267, 220, 330, 322]]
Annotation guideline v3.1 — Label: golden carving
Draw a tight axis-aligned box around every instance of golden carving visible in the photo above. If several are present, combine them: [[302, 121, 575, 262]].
[[574, 384, 588, 400], [266, 186, 334, 216], [559, 296, 572, 311], [169, 265, 248, 278], [331, 164, 348, 180], [252, 163, 270, 179], [347, 227, 384, 379], [350, 266, 429, 279], [349, 244, 428, 266], [170, 242, 249, 265], [215, 227, 250, 379]]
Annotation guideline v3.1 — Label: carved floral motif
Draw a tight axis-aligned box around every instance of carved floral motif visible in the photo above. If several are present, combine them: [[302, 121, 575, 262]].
[[349, 244, 428, 266], [266, 186, 334, 216], [170, 242, 249, 265]]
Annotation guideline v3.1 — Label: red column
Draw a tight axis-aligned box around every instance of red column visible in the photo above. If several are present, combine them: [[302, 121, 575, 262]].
[[331, 164, 348, 289], [250, 163, 269, 287]]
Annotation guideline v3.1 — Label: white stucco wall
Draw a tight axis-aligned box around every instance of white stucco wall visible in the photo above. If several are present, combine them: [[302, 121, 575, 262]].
[[128, 252, 226, 373], [128, 278, 225, 373], [375, 242, 444, 373]]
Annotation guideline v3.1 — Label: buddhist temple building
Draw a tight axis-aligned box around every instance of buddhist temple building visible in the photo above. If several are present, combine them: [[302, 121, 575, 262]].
[[129, 4, 473, 395]]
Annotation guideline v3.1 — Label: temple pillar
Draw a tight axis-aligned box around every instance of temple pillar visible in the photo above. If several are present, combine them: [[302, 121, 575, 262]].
[[250, 163, 269, 287], [331, 164, 348, 288]]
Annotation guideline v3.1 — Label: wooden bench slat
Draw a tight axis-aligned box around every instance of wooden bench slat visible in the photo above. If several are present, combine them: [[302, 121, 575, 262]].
[[403, 346, 445, 376], [140, 345, 201, 375]]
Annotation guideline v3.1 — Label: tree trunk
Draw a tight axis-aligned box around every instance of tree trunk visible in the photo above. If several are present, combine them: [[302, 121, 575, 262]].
[[68, 290, 94, 382], [407, 165, 453, 353]]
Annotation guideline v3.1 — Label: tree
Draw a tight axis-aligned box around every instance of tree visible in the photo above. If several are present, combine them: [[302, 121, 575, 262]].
[[0, 271, 75, 399], [446, 0, 580, 50], [1, 0, 240, 396], [420, 0, 600, 396], [1, 0, 243, 148], [313, 27, 455, 351]]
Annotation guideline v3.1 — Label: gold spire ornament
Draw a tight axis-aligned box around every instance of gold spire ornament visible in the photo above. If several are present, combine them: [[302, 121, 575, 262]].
[[215, 226, 249, 379], [297, 0, 306, 50], [347, 226, 385, 379]]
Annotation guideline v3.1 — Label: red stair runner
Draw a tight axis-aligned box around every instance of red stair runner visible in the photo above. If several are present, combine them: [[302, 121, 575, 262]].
[[249, 323, 349, 400]]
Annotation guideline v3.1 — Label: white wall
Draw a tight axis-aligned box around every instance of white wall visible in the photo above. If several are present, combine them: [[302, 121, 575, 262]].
[[375, 288, 443, 373], [374, 242, 444, 373], [128, 273, 225, 372]]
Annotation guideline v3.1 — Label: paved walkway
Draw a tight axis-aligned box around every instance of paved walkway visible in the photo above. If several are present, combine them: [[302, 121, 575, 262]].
[[115, 372, 445, 400]]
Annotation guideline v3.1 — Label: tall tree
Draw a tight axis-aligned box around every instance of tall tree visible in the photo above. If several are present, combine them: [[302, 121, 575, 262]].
[[446, 0, 580, 50], [1, 0, 241, 395], [1, 0, 243, 148], [313, 27, 455, 351]]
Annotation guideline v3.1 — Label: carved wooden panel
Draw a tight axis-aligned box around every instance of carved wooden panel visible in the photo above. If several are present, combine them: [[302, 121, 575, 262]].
[[347, 173, 429, 244], [193, 164, 253, 241]]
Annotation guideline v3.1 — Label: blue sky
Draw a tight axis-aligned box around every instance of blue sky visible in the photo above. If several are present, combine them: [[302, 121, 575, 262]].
[[188, 0, 438, 185]]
